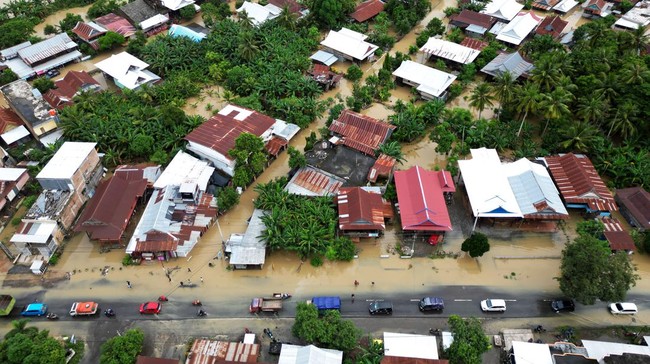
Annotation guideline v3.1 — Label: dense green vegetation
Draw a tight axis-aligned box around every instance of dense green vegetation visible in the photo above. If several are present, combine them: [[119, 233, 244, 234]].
[[461, 232, 490, 258], [0, 319, 83, 364], [293, 302, 361, 353], [100, 328, 144, 364], [446, 315, 490, 364]]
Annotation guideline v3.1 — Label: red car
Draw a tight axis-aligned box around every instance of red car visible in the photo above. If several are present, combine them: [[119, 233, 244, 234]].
[[139, 302, 161, 314]]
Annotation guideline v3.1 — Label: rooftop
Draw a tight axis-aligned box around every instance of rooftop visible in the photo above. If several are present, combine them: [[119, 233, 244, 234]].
[[392, 60, 457, 98], [0, 107, 23, 134], [420, 38, 481, 64], [304, 142, 378, 187], [43, 70, 102, 109], [36, 142, 96, 180], [329, 109, 395, 156], [94, 13, 137, 38], [320, 28, 378, 61], [186, 339, 260, 364], [337, 187, 389, 231], [351, 0, 385, 22], [481, 0, 525, 21], [119, 0, 162, 25], [94, 52, 159, 90], [17, 33, 78, 66], [383, 332, 439, 360], [536, 15, 568, 38], [367, 153, 396, 183], [0, 80, 57, 130], [481, 51, 533, 79], [496, 12, 544, 46], [227, 209, 267, 266], [615, 187, 650, 230], [153, 150, 214, 190], [24, 190, 72, 221], [451, 9, 497, 29], [285, 165, 346, 197], [279, 344, 343, 364]]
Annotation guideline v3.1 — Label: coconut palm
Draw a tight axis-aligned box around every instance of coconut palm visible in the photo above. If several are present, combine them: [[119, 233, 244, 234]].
[[491, 71, 515, 109], [539, 88, 573, 137], [595, 72, 619, 104], [620, 61, 650, 85], [276, 5, 298, 31], [607, 101, 638, 138], [576, 94, 608, 126], [631, 25, 649, 55], [237, 31, 259, 62], [530, 58, 562, 92], [560, 121, 600, 153], [238, 10, 254, 28], [514, 82, 542, 137], [468, 82, 494, 119], [378, 141, 406, 163]]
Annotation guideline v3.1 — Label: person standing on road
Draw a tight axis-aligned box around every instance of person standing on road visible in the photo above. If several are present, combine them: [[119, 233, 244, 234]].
[[200, 276, 204, 283], [127, 281, 132, 288], [351, 294, 355, 303]]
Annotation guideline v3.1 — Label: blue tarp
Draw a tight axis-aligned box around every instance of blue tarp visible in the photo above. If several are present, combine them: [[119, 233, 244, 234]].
[[312, 296, 341, 310], [168, 24, 206, 42]]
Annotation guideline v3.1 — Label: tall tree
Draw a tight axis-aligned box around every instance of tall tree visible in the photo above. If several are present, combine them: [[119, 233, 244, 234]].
[[539, 87, 573, 137], [468, 82, 494, 119], [559, 121, 600, 153], [576, 94, 607, 125], [237, 31, 259, 62], [491, 71, 515, 109], [230, 132, 267, 188], [530, 57, 562, 92], [514, 82, 541, 136], [461, 233, 490, 258], [607, 101, 638, 138], [447, 315, 490, 364], [308, 0, 355, 29], [631, 25, 649, 55]]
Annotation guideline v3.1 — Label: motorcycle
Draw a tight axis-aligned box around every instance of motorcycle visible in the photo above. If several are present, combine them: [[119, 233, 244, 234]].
[[272, 293, 292, 300], [104, 309, 116, 317], [158, 295, 169, 302], [429, 328, 441, 335], [46, 313, 59, 320], [192, 300, 202, 306], [197, 309, 207, 317], [534, 325, 546, 333]]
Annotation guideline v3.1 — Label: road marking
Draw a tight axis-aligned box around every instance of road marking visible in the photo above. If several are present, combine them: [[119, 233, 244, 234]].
[[454, 299, 472, 302], [504, 300, 517, 302], [410, 299, 420, 302]]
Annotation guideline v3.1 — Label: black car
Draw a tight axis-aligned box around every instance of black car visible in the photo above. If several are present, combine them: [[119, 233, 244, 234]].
[[551, 299, 575, 312], [369, 301, 393, 315], [45, 69, 60, 79]]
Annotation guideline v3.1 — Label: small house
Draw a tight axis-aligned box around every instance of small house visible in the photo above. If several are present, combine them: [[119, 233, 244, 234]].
[[320, 28, 379, 63], [0, 107, 30, 147], [237, 1, 281, 26], [419, 37, 481, 65], [94, 13, 137, 38], [481, 0, 525, 22], [583, 0, 613, 18], [71, 21, 107, 50], [328, 109, 395, 156], [392, 60, 456, 100], [615, 187, 650, 231], [0, 33, 82, 80], [225, 209, 267, 269], [535, 15, 568, 39], [43, 70, 102, 110], [350, 0, 385, 22], [337, 187, 392, 237], [94, 52, 161, 91], [480, 51, 533, 80], [450, 10, 497, 37], [496, 12, 544, 46], [279, 344, 343, 364], [552, 0, 578, 13], [0, 168, 29, 211]]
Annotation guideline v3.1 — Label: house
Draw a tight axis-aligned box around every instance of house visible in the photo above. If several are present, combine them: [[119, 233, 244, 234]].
[[268, 0, 309, 18], [0, 107, 30, 147], [279, 344, 343, 364], [337, 187, 392, 237], [481, 51, 533, 79], [307, 64, 343, 91], [168, 24, 207, 42], [286, 165, 346, 197], [237, 1, 281, 26], [127, 151, 216, 259], [320, 28, 379, 63], [614, 0, 650, 29], [225, 209, 267, 269], [71, 21, 107, 50], [481, 0, 525, 21], [419, 38, 481, 65], [544, 153, 617, 215], [186, 338, 260, 364], [185, 104, 299, 177], [329, 109, 395, 156], [139, 14, 170, 35], [450, 10, 497, 37], [0, 80, 61, 146], [0, 33, 82, 80], [118, 0, 166, 27], [94, 52, 161, 90], [510, 339, 650, 363], [602, 217, 636, 253], [305, 141, 378, 187], [535, 15, 568, 39], [367, 153, 396, 183], [0, 168, 29, 211], [157, 0, 196, 13], [94, 13, 137, 38], [532, 0, 559, 11], [351, 0, 385, 22], [383, 333, 443, 361], [460, 37, 489, 51], [496, 12, 544, 46], [310, 50, 339, 67], [394, 166, 455, 235], [10, 142, 103, 260], [392, 60, 456, 100], [583, 0, 613, 18], [75, 165, 161, 246], [43, 70, 102, 110], [552, 0, 579, 13], [615, 187, 650, 231]]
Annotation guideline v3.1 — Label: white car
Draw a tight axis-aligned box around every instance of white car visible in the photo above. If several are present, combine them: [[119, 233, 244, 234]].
[[481, 299, 506, 312], [609, 302, 638, 315]]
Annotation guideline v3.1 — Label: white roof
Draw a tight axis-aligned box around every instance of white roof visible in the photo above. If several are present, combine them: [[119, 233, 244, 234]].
[[94, 52, 157, 90], [270, 119, 300, 141], [39, 129, 64, 147], [583, 340, 650, 363], [497, 12, 544, 45], [11, 221, 57, 244], [153, 150, 214, 190], [139, 14, 169, 31], [237, 1, 280, 26], [384, 332, 438, 359], [420, 38, 481, 64], [458, 148, 523, 218], [310, 50, 338, 66], [162, 0, 195, 10], [320, 28, 378, 61], [614, 1, 650, 29], [392, 60, 456, 98], [481, 0, 525, 21], [512, 341, 553, 364], [228, 209, 267, 266], [441, 332, 454, 350], [1, 125, 30, 145], [0, 168, 27, 181], [553, 0, 578, 12], [36, 142, 96, 180], [279, 344, 343, 364]]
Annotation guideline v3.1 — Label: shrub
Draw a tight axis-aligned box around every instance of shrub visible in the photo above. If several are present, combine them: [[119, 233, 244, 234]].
[[44, 24, 58, 35], [179, 4, 196, 19], [408, 45, 418, 55], [11, 217, 22, 226], [122, 254, 133, 266], [217, 186, 240, 213], [310, 255, 323, 267], [345, 65, 363, 81], [49, 254, 59, 265]]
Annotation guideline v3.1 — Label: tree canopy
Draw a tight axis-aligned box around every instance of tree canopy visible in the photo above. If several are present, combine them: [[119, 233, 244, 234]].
[[0, 320, 68, 364], [230, 133, 267, 188], [292, 302, 361, 353], [446, 315, 490, 364], [461, 233, 490, 258], [100, 328, 144, 364]]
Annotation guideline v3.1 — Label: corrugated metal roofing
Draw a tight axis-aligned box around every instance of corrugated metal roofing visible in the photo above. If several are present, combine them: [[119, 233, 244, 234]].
[[337, 187, 386, 231], [265, 136, 287, 156], [420, 38, 481, 65], [394, 166, 453, 231], [18, 33, 77, 66], [268, 0, 305, 14], [95, 13, 137, 38], [286, 166, 345, 197], [185, 104, 276, 161], [229, 209, 267, 266], [532, 0, 559, 10], [535, 15, 568, 38], [187, 339, 260, 364], [0, 107, 24, 133], [451, 9, 496, 29], [504, 159, 568, 219], [367, 154, 396, 182], [351, 0, 385, 22], [460, 37, 489, 51], [602, 217, 636, 251], [481, 51, 533, 79], [72, 22, 107, 41], [615, 187, 650, 230], [545, 153, 617, 212], [329, 109, 395, 156], [43, 70, 102, 109]]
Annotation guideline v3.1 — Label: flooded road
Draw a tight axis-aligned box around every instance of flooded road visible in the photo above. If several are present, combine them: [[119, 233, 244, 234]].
[[33, 5, 93, 37]]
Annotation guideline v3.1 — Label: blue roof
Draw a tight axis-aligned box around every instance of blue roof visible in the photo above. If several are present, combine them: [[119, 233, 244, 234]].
[[168, 24, 206, 42]]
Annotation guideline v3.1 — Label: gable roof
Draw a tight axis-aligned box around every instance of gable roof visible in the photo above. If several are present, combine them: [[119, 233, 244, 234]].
[[17, 33, 78, 66], [532, 0, 560, 10], [602, 218, 636, 252], [94, 52, 159, 90], [279, 344, 343, 364], [153, 150, 213, 190], [94, 13, 137, 37], [228, 209, 267, 266], [74, 165, 149, 241], [337, 187, 387, 231], [320, 28, 379, 61], [119, 0, 162, 24], [481, 0, 525, 21], [615, 187, 650, 230], [367, 153, 396, 182], [329, 109, 395, 155], [553, 0, 578, 12], [481, 51, 533, 79], [535, 15, 567, 38], [392, 60, 456, 98], [0, 107, 24, 134], [496, 12, 544, 45], [237, 1, 281, 26], [268, 0, 306, 14], [460, 37, 489, 51], [161, 0, 195, 11], [394, 166, 454, 232], [420, 38, 481, 64], [545, 153, 617, 212], [451, 9, 496, 29], [43, 70, 102, 109], [351, 0, 385, 22], [285, 165, 345, 197], [0, 80, 58, 131], [184, 104, 276, 161], [71, 21, 107, 42]]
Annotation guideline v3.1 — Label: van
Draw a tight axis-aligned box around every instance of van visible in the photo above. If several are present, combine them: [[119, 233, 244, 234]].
[[419, 297, 444, 312], [369, 301, 393, 315]]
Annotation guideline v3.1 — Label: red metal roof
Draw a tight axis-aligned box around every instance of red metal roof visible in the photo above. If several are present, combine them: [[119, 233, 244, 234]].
[[546, 153, 617, 212], [265, 136, 287, 156], [289, 167, 343, 196], [535, 15, 567, 38], [394, 166, 453, 231], [185, 104, 276, 161], [74, 166, 149, 241], [437, 170, 456, 193], [95, 13, 137, 37], [450, 9, 496, 29], [71, 21, 106, 41], [329, 109, 395, 156], [186, 339, 260, 364], [615, 187, 650, 230], [532, 0, 559, 10], [585, 0, 606, 14], [134, 230, 179, 252], [337, 187, 387, 231], [268, 0, 305, 14], [351, 0, 385, 22], [0, 107, 24, 133], [602, 217, 636, 251], [43, 70, 101, 110], [367, 154, 396, 183], [460, 37, 489, 51]]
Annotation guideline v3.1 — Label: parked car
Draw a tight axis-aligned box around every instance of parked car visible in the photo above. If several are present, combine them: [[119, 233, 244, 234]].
[[21, 302, 47, 316], [139, 302, 161, 314], [481, 299, 506, 312], [609, 302, 638, 315], [419, 297, 444, 312], [369, 301, 393, 315], [551, 299, 575, 313], [45, 69, 60, 79]]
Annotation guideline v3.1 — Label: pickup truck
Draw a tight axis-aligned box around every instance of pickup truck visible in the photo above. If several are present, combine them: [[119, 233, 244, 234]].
[[310, 296, 341, 311], [69, 301, 99, 316], [250, 297, 283, 313], [0, 295, 15, 316]]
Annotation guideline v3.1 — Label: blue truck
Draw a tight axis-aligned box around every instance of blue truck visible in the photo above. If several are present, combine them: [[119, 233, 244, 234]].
[[310, 296, 341, 311]]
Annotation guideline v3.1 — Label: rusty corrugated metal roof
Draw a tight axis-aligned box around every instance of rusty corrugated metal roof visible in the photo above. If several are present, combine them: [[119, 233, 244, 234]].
[[44, 71, 101, 109], [268, 0, 305, 14], [95, 13, 137, 37], [337, 187, 387, 231], [367, 154, 396, 183], [532, 0, 560, 10], [186, 339, 260, 364], [351, 0, 385, 22], [329, 109, 395, 156], [287, 166, 344, 196], [0, 107, 24, 133], [394, 166, 453, 231], [72, 22, 106, 41], [545, 153, 617, 212], [615, 187, 650, 230], [450, 9, 496, 29], [535, 15, 567, 38], [460, 37, 489, 51], [265, 136, 287, 156]]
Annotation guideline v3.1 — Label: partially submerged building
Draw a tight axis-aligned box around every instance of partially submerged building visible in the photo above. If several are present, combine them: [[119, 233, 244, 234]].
[[0, 107, 30, 147], [0, 168, 29, 211], [286, 165, 346, 197], [328, 109, 395, 156], [350, 0, 385, 22], [94, 52, 161, 90], [237, 1, 281, 26], [419, 38, 481, 65], [43, 70, 102, 110], [337, 187, 392, 238], [481, 0, 525, 21], [225, 209, 267, 269], [94, 13, 137, 38], [392, 60, 456, 100], [480, 51, 533, 80], [0, 33, 82, 80], [496, 12, 544, 46], [615, 187, 649, 231], [320, 28, 379, 63], [186, 338, 260, 364], [279, 344, 343, 364], [71, 21, 107, 51], [449, 10, 497, 37]]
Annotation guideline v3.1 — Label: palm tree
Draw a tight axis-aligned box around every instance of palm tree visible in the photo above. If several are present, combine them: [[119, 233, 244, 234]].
[[576, 94, 608, 125], [491, 71, 515, 110], [631, 25, 649, 55], [560, 121, 600, 153], [238, 10, 254, 28], [620, 61, 650, 85], [607, 101, 638, 138], [276, 5, 297, 31], [468, 82, 494, 119], [596, 72, 619, 105], [530, 58, 561, 92], [539, 87, 573, 137], [237, 31, 259, 62], [378, 141, 406, 163], [514, 82, 542, 137]]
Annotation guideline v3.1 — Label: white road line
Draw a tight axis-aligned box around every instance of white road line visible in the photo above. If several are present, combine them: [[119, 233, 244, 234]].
[[410, 299, 420, 302], [504, 300, 517, 302], [454, 299, 473, 302]]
